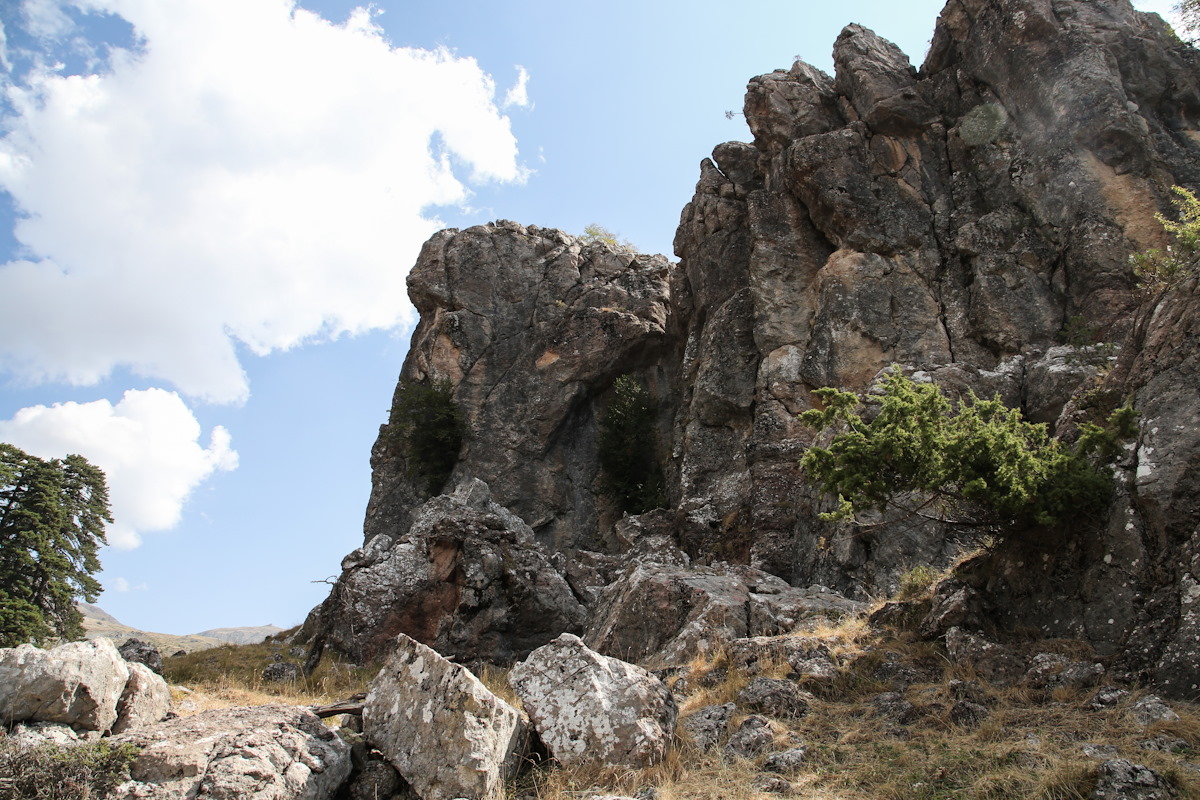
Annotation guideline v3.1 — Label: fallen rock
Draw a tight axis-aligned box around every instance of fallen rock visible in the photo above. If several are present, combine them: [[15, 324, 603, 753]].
[[262, 662, 302, 683], [509, 633, 676, 768], [680, 703, 734, 752], [944, 628, 1023, 684], [363, 634, 527, 800], [585, 561, 863, 664], [110, 704, 351, 800], [1089, 686, 1130, 711], [118, 639, 164, 676], [871, 692, 918, 724], [736, 678, 812, 720], [725, 715, 774, 758], [112, 662, 171, 734], [1090, 759, 1178, 800], [763, 746, 808, 774], [0, 639, 130, 733], [1130, 695, 1181, 727], [950, 699, 990, 728], [1022, 652, 1105, 692], [5, 721, 93, 748]]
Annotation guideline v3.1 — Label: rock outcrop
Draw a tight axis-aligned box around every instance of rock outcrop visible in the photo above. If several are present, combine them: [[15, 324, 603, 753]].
[[304, 0, 1200, 698], [110, 705, 351, 800], [304, 479, 584, 666]]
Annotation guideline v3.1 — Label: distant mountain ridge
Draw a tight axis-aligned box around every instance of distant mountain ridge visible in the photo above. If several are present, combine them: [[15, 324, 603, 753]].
[[77, 603, 283, 653]]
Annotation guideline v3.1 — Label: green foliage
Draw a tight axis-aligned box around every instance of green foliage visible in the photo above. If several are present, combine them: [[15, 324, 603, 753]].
[[1129, 185, 1200, 295], [0, 739, 139, 799], [579, 223, 637, 252], [896, 565, 939, 601], [799, 370, 1135, 533], [597, 374, 665, 514], [388, 379, 465, 495], [0, 444, 111, 647]]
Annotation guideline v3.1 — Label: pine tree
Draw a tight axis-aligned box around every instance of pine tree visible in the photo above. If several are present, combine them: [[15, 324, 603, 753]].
[[0, 444, 111, 646]]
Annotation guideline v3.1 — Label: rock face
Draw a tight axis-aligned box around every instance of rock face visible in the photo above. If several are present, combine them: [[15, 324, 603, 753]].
[[363, 634, 528, 800], [110, 704, 351, 800], [508, 634, 677, 768], [304, 0, 1200, 697], [303, 479, 585, 665], [0, 639, 130, 733]]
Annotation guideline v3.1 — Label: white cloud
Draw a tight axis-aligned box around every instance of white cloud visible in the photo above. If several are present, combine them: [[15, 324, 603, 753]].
[[0, 388, 238, 548], [109, 576, 146, 592], [503, 66, 530, 109], [0, 0, 528, 403]]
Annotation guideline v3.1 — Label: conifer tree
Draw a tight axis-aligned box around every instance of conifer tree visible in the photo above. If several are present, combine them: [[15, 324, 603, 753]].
[[0, 444, 111, 646]]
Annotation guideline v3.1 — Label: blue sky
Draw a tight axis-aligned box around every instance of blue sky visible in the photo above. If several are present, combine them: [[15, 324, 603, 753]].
[[0, 0, 1181, 635]]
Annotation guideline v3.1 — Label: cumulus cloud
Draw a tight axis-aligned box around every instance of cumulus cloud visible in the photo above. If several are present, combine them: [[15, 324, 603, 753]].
[[0, 0, 528, 403], [0, 388, 238, 548]]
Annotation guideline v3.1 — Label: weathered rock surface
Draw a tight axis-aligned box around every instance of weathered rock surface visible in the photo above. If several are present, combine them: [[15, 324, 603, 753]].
[[0, 639, 130, 733], [118, 639, 164, 676], [111, 662, 171, 734], [304, 479, 585, 666], [303, 0, 1200, 700], [584, 555, 864, 665], [509, 633, 677, 768], [680, 703, 734, 752], [1090, 759, 1178, 800], [110, 704, 351, 800], [363, 634, 527, 800]]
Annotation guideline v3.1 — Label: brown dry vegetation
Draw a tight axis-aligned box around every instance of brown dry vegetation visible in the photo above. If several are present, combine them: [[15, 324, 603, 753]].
[[157, 620, 1200, 800]]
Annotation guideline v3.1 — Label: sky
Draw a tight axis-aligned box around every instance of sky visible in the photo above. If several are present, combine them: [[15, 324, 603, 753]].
[[0, 0, 1184, 636]]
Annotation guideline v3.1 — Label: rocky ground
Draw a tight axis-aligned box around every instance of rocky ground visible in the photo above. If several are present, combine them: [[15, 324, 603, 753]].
[[2, 602, 1198, 800]]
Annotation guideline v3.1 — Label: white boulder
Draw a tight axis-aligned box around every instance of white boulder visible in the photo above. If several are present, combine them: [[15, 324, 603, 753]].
[[112, 662, 171, 734], [508, 633, 677, 768], [363, 634, 527, 800], [0, 639, 130, 733]]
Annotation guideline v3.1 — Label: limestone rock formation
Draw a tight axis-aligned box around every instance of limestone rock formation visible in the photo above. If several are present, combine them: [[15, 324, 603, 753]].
[[112, 661, 171, 735], [304, 0, 1200, 699], [584, 557, 863, 665], [0, 639, 130, 734], [110, 704, 351, 800], [508, 633, 676, 768], [362, 634, 528, 800], [303, 479, 585, 665]]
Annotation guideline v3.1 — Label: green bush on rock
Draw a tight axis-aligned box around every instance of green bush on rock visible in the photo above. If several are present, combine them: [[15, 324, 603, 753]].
[[799, 370, 1136, 534], [597, 374, 665, 514], [388, 379, 465, 495]]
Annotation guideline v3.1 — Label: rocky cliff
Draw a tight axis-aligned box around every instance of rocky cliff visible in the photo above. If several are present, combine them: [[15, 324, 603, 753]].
[[304, 0, 1200, 697]]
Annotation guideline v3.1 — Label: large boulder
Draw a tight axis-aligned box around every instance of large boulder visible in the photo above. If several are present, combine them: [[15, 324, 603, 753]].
[[584, 558, 864, 665], [118, 638, 164, 676], [508, 633, 677, 768], [0, 639, 130, 733], [112, 662, 171, 734], [110, 704, 351, 799], [303, 479, 585, 666], [363, 634, 528, 800]]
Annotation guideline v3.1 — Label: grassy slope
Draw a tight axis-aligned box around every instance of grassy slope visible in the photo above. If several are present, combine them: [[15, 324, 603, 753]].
[[159, 613, 1200, 800]]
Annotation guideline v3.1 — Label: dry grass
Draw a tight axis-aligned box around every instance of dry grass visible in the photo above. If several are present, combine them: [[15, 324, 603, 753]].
[[518, 622, 1200, 800], [153, 624, 1200, 800], [163, 638, 377, 713]]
